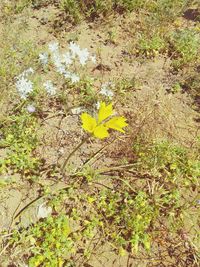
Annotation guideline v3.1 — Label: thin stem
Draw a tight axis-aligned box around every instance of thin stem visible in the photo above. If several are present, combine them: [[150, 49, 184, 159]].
[[81, 137, 117, 168], [61, 136, 89, 175], [13, 99, 26, 113]]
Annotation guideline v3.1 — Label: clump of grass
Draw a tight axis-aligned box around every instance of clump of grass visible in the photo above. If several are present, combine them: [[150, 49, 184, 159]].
[[28, 215, 74, 267], [149, 0, 188, 23], [180, 72, 200, 109], [137, 33, 166, 57], [96, 189, 156, 253], [59, 0, 189, 24], [0, 110, 41, 176], [0, 0, 32, 15], [0, 24, 39, 116], [133, 139, 200, 186], [60, 0, 82, 24], [169, 29, 200, 69], [9, 215, 74, 267]]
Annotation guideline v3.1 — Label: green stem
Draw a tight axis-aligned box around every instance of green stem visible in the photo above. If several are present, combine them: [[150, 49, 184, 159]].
[[61, 136, 89, 175], [81, 137, 117, 168], [13, 99, 26, 112]]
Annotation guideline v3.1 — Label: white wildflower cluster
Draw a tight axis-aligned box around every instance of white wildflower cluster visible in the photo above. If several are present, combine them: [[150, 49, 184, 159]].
[[15, 68, 34, 99], [16, 42, 97, 99], [69, 42, 90, 66], [99, 82, 114, 99], [43, 80, 56, 96], [44, 41, 96, 84], [94, 83, 114, 110], [39, 52, 48, 65], [62, 51, 72, 66]]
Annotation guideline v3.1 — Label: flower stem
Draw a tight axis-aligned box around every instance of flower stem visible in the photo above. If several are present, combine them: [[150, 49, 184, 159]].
[[14, 99, 26, 112], [61, 136, 89, 175]]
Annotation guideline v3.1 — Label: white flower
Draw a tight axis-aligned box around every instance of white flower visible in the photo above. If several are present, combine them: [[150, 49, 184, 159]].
[[51, 53, 61, 66], [69, 42, 90, 65], [15, 76, 33, 99], [56, 64, 66, 75], [69, 41, 81, 58], [64, 71, 72, 79], [25, 67, 34, 75], [64, 71, 80, 83], [37, 203, 52, 219], [18, 68, 34, 79], [71, 107, 83, 115], [62, 52, 72, 66], [100, 88, 114, 98], [26, 104, 36, 113], [96, 101, 100, 110], [78, 48, 90, 66], [48, 42, 59, 53], [90, 55, 96, 64], [70, 73, 80, 83], [51, 53, 66, 74], [100, 82, 114, 99], [39, 52, 48, 65], [43, 80, 56, 95]]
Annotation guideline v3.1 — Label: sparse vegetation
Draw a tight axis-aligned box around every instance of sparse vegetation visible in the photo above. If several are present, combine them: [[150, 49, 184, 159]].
[[0, 1, 199, 266]]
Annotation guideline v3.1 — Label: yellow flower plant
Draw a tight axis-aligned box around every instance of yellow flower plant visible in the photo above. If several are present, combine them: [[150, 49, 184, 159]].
[[81, 102, 128, 139]]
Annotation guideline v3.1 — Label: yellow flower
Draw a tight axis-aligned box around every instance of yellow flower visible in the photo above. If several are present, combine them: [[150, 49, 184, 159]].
[[106, 116, 128, 133], [81, 102, 128, 139], [98, 102, 113, 123], [94, 124, 109, 139], [81, 113, 97, 133]]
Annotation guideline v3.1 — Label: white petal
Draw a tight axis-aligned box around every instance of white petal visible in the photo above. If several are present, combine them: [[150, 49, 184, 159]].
[[71, 107, 83, 115], [37, 203, 52, 219], [48, 42, 59, 53]]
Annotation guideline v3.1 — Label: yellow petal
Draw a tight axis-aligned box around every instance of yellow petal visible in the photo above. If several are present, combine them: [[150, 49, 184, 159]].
[[98, 102, 113, 123], [106, 116, 128, 133], [81, 113, 97, 133], [93, 125, 109, 139]]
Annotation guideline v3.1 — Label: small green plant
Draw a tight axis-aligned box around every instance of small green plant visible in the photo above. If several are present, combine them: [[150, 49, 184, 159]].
[[115, 0, 146, 12], [133, 139, 200, 186], [114, 77, 136, 98], [60, 0, 114, 23], [180, 72, 200, 106], [86, 0, 113, 19], [170, 82, 182, 94], [170, 29, 200, 68], [78, 77, 97, 107], [0, 28, 38, 115], [97, 189, 156, 253], [151, 0, 188, 22], [137, 33, 166, 57], [18, 215, 74, 267], [0, 111, 40, 175], [1, 0, 32, 15], [60, 0, 82, 24], [107, 29, 118, 44]]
